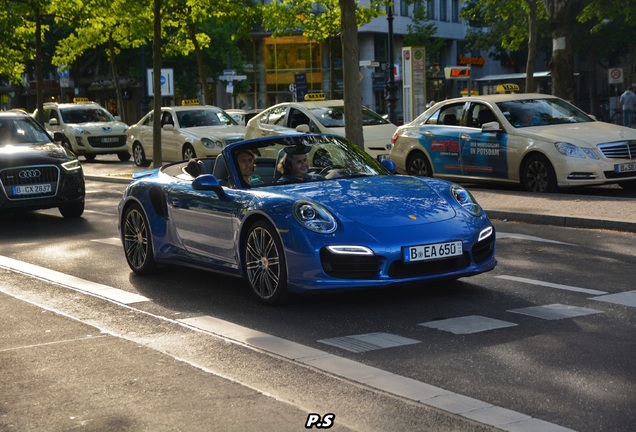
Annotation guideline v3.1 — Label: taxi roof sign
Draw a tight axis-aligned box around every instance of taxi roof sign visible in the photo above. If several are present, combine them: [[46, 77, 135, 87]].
[[496, 83, 520, 93], [181, 99, 201, 106], [72, 97, 91, 103], [304, 92, 326, 101]]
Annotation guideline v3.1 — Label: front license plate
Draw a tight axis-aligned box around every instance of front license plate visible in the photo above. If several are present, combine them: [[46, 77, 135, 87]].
[[615, 162, 636, 173], [13, 183, 51, 195], [403, 240, 463, 263], [102, 137, 120, 143]]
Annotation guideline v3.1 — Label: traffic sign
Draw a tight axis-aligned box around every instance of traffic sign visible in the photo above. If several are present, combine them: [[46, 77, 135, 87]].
[[609, 68, 623, 84]]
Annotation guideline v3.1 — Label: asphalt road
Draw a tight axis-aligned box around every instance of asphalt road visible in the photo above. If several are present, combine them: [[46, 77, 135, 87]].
[[1, 157, 635, 431]]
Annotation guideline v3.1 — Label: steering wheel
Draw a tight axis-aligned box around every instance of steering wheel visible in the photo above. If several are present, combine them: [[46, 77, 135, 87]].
[[317, 165, 344, 176]]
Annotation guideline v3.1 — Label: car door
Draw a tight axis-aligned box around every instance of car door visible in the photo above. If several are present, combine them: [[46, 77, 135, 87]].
[[160, 110, 180, 161], [416, 102, 467, 176], [459, 102, 510, 180], [137, 113, 154, 156], [254, 106, 290, 137], [165, 179, 240, 266]]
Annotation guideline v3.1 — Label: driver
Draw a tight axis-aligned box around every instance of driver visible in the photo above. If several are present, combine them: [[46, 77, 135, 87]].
[[277, 144, 316, 183]]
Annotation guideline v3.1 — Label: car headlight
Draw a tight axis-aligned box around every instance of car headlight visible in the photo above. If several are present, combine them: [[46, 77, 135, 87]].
[[450, 185, 481, 216], [71, 127, 89, 135], [293, 201, 337, 234], [61, 159, 82, 172], [555, 142, 586, 158]]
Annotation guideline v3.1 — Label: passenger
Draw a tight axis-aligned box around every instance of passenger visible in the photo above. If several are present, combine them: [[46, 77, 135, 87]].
[[236, 149, 262, 186]]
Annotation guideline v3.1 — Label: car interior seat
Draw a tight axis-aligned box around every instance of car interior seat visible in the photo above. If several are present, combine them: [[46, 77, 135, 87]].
[[477, 109, 497, 126], [184, 158, 205, 177], [442, 113, 457, 125], [212, 154, 229, 185]]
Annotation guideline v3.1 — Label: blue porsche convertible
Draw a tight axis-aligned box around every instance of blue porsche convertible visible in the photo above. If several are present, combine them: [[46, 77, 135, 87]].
[[118, 134, 496, 304]]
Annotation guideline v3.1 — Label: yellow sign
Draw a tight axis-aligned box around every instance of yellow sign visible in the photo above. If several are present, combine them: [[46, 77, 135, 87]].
[[496, 83, 520, 93], [304, 92, 326, 101], [73, 97, 90, 103], [181, 99, 201, 106], [460, 89, 479, 96]]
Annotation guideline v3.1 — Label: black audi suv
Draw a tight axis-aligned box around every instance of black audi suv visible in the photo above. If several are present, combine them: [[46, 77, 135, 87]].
[[0, 110, 85, 218]]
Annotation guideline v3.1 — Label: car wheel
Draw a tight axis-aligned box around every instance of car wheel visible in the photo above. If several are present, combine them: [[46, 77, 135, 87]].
[[407, 151, 432, 177], [122, 203, 157, 275], [243, 220, 289, 305], [118, 151, 131, 162], [133, 142, 151, 167], [84, 154, 96, 162], [182, 144, 196, 161], [58, 201, 84, 218], [618, 179, 636, 190], [521, 154, 557, 193]]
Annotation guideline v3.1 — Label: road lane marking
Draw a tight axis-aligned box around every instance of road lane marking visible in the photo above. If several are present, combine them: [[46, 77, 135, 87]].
[[508, 304, 603, 320], [317, 332, 420, 353], [496, 232, 574, 245], [180, 315, 576, 432], [0, 255, 149, 305], [591, 291, 636, 308], [419, 315, 517, 334], [496, 275, 607, 295]]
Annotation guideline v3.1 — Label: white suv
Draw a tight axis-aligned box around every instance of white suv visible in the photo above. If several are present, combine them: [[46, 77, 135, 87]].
[[34, 100, 130, 161]]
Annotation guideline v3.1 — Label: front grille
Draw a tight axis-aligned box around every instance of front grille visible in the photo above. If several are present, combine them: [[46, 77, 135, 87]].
[[597, 141, 636, 160], [472, 236, 495, 263], [87, 135, 127, 148], [320, 248, 384, 279], [0, 165, 59, 199], [388, 253, 470, 278]]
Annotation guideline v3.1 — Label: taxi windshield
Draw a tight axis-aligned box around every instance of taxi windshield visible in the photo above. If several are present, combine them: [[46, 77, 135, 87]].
[[497, 98, 593, 128], [309, 106, 391, 128], [60, 107, 114, 123]]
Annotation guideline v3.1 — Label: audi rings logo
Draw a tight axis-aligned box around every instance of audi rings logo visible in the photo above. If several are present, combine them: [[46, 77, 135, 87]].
[[19, 169, 42, 179]]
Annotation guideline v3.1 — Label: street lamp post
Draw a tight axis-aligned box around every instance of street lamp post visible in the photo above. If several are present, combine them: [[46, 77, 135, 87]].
[[385, 4, 398, 125]]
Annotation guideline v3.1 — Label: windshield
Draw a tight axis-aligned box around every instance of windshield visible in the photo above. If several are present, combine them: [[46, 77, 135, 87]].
[[497, 98, 593, 128], [60, 106, 115, 123], [308, 106, 391, 128], [176, 109, 238, 128], [0, 117, 53, 146], [231, 135, 389, 188]]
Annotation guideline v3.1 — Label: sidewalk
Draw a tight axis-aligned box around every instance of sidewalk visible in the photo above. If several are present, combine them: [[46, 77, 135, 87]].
[[82, 160, 636, 233]]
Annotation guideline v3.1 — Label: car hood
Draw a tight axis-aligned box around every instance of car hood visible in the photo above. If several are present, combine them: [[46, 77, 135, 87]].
[[70, 122, 128, 134], [265, 175, 457, 227], [186, 125, 246, 140], [518, 121, 636, 146], [0, 142, 73, 167]]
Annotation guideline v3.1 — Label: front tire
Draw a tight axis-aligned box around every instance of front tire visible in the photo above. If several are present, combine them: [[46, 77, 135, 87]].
[[122, 203, 157, 275], [84, 154, 96, 162], [59, 201, 84, 218], [407, 151, 433, 177], [133, 142, 151, 167], [243, 220, 288, 305], [182, 144, 196, 161], [118, 151, 131, 162], [521, 154, 557, 193]]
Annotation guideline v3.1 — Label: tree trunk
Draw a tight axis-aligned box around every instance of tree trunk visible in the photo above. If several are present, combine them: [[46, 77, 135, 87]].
[[525, 0, 538, 93], [35, 9, 44, 125], [108, 35, 126, 122], [542, 0, 581, 101], [189, 23, 210, 105], [339, 0, 364, 149], [152, 0, 163, 166]]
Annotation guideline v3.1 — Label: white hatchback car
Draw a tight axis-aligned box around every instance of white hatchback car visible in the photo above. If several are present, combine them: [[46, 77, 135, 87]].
[[34, 100, 129, 162], [127, 104, 246, 167], [389, 93, 636, 192], [244, 97, 396, 160]]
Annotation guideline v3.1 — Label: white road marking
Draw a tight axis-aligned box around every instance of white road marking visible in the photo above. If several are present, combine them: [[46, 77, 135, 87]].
[[84, 209, 117, 216], [496, 275, 607, 295], [496, 232, 574, 245], [317, 332, 420, 353], [0, 255, 149, 305], [419, 315, 517, 334], [508, 304, 603, 320], [591, 291, 636, 308]]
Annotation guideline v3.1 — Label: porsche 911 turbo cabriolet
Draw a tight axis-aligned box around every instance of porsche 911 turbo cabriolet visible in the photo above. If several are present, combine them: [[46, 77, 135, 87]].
[[118, 134, 496, 304]]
